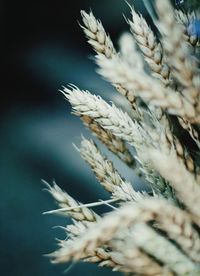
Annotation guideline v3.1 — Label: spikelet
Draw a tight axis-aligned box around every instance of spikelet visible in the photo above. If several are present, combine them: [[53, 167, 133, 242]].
[[77, 137, 145, 201], [80, 114, 136, 168]]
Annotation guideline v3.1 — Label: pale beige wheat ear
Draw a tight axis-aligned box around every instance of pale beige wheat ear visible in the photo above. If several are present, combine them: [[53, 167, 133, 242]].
[[77, 137, 145, 201], [44, 181, 162, 273], [80, 10, 139, 112], [48, 199, 199, 275], [80, 10, 116, 58], [175, 9, 200, 48], [128, 5, 171, 86], [79, 114, 136, 168], [155, 0, 200, 146], [148, 149, 200, 224], [43, 181, 131, 271], [43, 180, 99, 222], [43, 182, 117, 268], [155, 0, 200, 109], [62, 85, 143, 147], [96, 51, 200, 123], [126, 4, 199, 176]]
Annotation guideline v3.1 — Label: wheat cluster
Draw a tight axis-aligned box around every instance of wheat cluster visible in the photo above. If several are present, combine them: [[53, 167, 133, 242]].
[[44, 0, 200, 275]]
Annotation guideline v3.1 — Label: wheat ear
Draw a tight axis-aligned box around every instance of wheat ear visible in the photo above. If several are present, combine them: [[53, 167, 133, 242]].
[[48, 201, 199, 275], [51, 234, 125, 271], [148, 149, 200, 223], [118, 29, 197, 175], [110, 243, 172, 275], [49, 238, 166, 274], [128, 5, 171, 86], [155, 0, 200, 108], [97, 53, 199, 123], [44, 181, 133, 271], [77, 137, 145, 201], [81, 10, 138, 111], [62, 85, 143, 147], [43, 180, 98, 222], [130, 223, 198, 275], [175, 9, 200, 48], [80, 10, 116, 58], [80, 114, 136, 167]]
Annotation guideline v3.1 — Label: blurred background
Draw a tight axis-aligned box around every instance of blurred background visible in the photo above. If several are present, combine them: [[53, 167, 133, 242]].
[[2, 0, 199, 275], [1, 1, 148, 275]]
